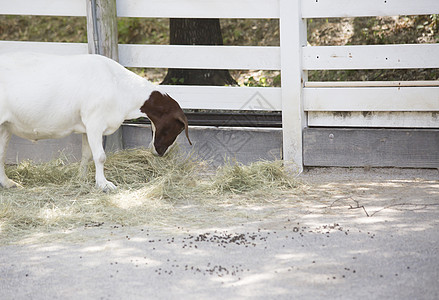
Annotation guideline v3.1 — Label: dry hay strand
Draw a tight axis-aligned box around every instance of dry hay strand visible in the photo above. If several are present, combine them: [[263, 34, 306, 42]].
[[6, 155, 79, 187], [212, 160, 298, 194], [0, 147, 300, 244]]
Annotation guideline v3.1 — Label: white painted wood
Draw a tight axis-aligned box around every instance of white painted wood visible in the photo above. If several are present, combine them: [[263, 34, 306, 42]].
[[119, 44, 280, 70], [0, 0, 280, 18], [116, 0, 279, 18], [0, 41, 88, 55], [0, 42, 280, 71], [279, 0, 306, 171], [303, 44, 439, 70], [304, 87, 439, 111], [160, 86, 282, 111], [301, 0, 439, 18], [0, 0, 86, 16], [306, 81, 439, 88], [86, 0, 119, 61], [308, 112, 439, 128], [3, 0, 436, 19]]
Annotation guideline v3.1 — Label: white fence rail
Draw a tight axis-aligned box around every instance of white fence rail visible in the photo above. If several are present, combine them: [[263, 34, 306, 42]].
[[3, 0, 437, 18], [303, 44, 439, 70], [301, 0, 438, 18], [1, 0, 438, 169], [300, 0, 439, 134], [1, 0, 279, 18], [0, 41, 280, 70]]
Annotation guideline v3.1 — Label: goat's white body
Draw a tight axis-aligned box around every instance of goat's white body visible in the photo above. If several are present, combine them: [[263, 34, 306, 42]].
[[0, 52, 156, 190], [0, 53, 153, 139]]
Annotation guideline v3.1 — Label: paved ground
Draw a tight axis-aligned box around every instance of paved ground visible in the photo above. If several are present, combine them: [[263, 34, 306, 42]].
[[1, 168, 438, 299]]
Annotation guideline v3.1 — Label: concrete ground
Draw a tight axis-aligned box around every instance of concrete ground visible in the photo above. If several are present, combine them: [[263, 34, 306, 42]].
[[0, 168, 438, 299]]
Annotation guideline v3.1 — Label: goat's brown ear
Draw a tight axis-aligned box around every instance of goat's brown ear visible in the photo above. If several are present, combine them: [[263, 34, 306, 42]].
[[179, 116, 192, 145]]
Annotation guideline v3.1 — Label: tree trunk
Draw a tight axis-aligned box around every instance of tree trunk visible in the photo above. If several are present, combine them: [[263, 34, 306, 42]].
[[161, 18, 237, 86]]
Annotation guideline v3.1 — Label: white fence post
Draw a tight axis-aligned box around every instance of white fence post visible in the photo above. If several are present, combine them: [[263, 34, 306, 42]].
[[86, 0, 123, 152], [86, 0, 119, 59], [279, 0, 307, 172]]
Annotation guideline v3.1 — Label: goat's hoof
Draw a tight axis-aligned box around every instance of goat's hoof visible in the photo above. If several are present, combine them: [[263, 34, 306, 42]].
[[0, 179, 22, 189], [97, 180, 117, 193]]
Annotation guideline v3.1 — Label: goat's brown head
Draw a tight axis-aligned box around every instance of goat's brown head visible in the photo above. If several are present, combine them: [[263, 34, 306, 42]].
[[140, 91, 192, 156]]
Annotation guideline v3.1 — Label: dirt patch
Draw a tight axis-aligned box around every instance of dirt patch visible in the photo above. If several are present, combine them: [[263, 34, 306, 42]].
[[1, 159, 437, 246], [298, 167, 439, 219], [1, 166, 438, 299]]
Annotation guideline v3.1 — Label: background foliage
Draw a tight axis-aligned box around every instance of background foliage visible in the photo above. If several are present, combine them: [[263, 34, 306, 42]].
[[0, 15, 438, 85]]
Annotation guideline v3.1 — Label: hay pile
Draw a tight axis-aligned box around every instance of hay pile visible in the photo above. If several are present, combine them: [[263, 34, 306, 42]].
[[0, 147, 299, 243]]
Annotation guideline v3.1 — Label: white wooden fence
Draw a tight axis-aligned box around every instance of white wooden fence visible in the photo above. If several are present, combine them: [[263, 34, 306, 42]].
[[1, 0, 439, 170]]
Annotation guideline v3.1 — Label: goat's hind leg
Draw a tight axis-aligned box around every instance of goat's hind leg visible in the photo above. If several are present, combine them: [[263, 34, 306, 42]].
[[0, 126, 20, 188], [79, 133, 92, 179]]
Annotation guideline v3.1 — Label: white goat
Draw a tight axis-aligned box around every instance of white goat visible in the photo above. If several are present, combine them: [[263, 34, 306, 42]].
[[0, 52, 191, 191]]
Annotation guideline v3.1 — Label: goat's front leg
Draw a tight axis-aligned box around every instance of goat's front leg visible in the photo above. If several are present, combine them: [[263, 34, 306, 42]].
[[86, 129, 116, 192], [0, 126, 21, 188]]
